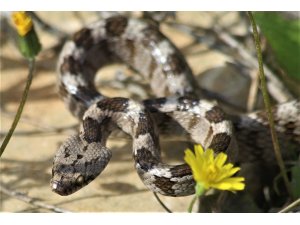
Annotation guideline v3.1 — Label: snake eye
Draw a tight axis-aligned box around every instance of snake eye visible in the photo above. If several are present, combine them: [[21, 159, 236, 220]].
[[76, 175, 84, 184]]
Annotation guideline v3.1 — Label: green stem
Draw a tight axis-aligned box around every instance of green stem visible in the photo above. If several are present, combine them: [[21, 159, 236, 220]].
[[188, 195, 198, 213], [0, 59, 35, 157], [247, 12, 293, 199]]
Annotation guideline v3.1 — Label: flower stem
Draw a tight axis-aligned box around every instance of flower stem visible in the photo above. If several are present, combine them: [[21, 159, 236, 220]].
[[0, 59, 35, 157], [188, 195, 198, 213], [247, 12, 293, 198], [153, 192, 173, 213]]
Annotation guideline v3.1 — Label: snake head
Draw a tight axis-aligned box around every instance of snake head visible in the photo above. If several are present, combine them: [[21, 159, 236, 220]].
[[50, 135, 112, 196]]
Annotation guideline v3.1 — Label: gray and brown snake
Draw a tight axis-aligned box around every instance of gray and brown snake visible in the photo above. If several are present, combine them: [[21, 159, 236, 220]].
[[51, 15, 300, 199]]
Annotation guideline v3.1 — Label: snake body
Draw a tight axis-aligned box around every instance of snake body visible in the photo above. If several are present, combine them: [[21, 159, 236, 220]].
[[51, 15, 300, 198]]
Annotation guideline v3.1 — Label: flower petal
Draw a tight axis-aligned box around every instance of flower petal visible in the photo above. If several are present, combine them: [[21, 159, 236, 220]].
[[214, 152, 227, 168], [218, 177, 245, 190], [212, 182, 232, 190], [204, 149, 214, 164], [184, 150, 197, 168], [226, 167, 241, 177], [212, 178, 245, 191], [184, 149, 202, 181], [194, 144, 204, 161], [222, 163, 234, 170]]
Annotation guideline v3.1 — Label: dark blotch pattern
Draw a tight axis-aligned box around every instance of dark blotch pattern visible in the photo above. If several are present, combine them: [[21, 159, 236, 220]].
[[71, 159, 78, 167], [169, 165, 191, 177], [205, 106, 226, 123], [165, 53, 186, 75], [209, 132, 231, 152], [153, 176, 176, 195], [143, 98, 167, 113], [141, 26, 164, 46], [75, 85, 100, 103], [59, 164, 66, 170], [135, 110, 160, 147], [77, 154, 83, 159], [135, 112, 152, 138], [60, 56, 82, 75], [83, 117, 101, 143], [73, 28, 93, 48], [187, 116, 200, 130], [283, 121, 296, 136], [97, 97, 129, 112], [134, 147, 159, 171], [82, 146, 88, 152], [105, 16, 128, 36]]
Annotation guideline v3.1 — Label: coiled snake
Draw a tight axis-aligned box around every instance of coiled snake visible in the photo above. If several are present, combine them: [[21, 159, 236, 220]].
[[51, 15, 300, 198]]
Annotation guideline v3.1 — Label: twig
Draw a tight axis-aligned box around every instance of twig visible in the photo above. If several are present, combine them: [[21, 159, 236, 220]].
[[27, 11, 68, 39], [0, 59, 35, 157], [167, 20, 293, 103], [153, 192, 173, 213], [247, 70, 260, 112], [0, 129, 74, 137], [213, 24, 293, 103], [279, 198, 300, 213], [247, 11, 293, 199], [0, 182, 71, 213]]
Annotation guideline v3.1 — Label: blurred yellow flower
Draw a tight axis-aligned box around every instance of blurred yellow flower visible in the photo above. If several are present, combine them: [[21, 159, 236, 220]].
[[11, 11, 41, 59], [184, 145, 245, 194], [12, 12, 33, 36]]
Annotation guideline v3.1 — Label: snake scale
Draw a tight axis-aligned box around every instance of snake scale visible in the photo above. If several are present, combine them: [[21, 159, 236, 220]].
[[51, 15, 300, 199]]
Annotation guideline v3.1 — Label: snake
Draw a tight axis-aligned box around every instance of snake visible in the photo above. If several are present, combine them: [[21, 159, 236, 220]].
[[51, 15, 300, 199]]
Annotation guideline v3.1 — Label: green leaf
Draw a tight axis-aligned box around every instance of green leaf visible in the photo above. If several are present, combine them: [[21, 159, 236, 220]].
[[254, 12, 300, 81], [291, 165, 300, 198]]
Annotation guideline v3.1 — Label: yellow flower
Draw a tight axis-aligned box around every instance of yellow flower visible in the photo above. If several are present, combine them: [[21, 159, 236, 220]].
[[12, 12, 33, 36], [184, 145, 245, 193]]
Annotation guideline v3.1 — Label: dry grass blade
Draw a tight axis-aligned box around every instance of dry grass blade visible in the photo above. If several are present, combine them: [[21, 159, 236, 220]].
[[247, 11, 293, 199], [0, 182, 71, 213]]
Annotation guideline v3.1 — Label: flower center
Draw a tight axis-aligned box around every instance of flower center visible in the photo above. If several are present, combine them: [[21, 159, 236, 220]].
[[206, 164, 219, 181]]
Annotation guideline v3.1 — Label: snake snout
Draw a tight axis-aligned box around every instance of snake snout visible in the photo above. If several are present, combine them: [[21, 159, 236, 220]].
[[51, 135, 113, 196], [51, 180, 66, 196], [51, 164, 93, 196], [50, 177, 77, 196]]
